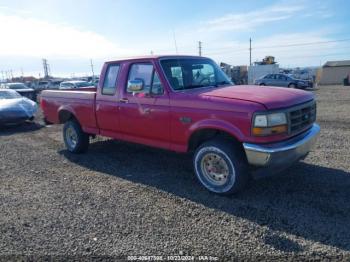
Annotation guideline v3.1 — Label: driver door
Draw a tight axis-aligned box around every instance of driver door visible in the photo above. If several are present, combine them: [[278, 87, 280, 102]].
[[119, 62, 170, 149]]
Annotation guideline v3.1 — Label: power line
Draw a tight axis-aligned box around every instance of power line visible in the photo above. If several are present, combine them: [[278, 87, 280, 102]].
[[255, 38, 350, 49], [204, 38, 350, 56], [277, 51, 350, 60]]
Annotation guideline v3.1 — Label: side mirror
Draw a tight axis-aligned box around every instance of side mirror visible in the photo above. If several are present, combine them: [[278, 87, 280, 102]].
[[127, 79, 144, 92]]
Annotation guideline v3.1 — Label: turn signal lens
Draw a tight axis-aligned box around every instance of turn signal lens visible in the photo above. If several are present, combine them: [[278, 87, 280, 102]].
[[252, 125, 288, 136]]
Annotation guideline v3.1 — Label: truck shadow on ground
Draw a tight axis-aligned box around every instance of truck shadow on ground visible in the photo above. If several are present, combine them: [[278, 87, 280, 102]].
[[0, 121, 43, 136], [60, 139, 350, 252]]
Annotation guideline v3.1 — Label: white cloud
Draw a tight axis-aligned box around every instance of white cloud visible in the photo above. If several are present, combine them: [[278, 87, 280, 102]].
[[200, 3, 305, 32], [0, 13, 134, 59]]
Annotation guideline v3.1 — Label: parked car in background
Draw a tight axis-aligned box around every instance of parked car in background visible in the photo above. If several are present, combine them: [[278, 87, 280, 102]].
[[89, 78, 99, 87], [1, 82, 36, 101], [255, 73, 313, 89], [48, 80, 63, 90], [36, 81, 50, 91], [0, 89, 37, 125], [41, 55, 320, 195], [59, 81, 94, 90]]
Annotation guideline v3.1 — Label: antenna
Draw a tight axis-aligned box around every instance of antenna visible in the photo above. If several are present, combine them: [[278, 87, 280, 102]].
[[172, 30, 178, 54]]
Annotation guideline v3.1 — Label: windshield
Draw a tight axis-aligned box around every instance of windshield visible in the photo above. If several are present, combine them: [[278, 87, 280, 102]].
[[0, 90, 21, 99], [160, 58, 233, 91], [75, 81, 91, 87], [7, 83, 28, 89]]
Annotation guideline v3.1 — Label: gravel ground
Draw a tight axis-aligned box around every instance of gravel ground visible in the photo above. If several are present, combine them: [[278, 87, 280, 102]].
[[0, 85, 349, 260]]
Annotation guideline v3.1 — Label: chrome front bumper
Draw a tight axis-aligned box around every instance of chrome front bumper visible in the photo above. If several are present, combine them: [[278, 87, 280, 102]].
[[243, 124, 320, 178]]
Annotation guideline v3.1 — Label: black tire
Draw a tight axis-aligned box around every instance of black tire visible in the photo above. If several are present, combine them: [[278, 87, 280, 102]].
[[63, 120, 89, 153], [193, 138, 249, 195], [259, 83, 266, 86], [288, 83, 296, 88]]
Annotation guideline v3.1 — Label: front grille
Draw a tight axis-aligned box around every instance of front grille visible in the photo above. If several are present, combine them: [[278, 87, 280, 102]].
[[289, 101, 316, 134]]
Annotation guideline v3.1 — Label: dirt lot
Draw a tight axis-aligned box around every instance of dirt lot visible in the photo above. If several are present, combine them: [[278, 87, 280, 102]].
[[0, 85, 349, 260]]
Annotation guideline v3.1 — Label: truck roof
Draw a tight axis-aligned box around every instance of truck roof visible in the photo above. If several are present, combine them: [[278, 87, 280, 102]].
[[105, 55, 209, 64]]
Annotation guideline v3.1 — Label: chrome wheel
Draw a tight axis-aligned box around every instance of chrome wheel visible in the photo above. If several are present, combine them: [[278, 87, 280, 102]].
[[65, 126, 78, 149], [200, 152, 230, 186], [194, 140, 248, 195]]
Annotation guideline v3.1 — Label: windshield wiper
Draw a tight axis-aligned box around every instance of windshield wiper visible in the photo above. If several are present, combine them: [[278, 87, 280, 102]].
[[183, 84, 209, 89], [214, 81, 232, 86], [183, 82, 231, 90]]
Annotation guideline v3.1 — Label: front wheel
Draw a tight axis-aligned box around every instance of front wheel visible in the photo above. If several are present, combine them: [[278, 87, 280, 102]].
[[193, 138, 249, 195], [63, 120, 89, 153], [288, 83, 297, 88]]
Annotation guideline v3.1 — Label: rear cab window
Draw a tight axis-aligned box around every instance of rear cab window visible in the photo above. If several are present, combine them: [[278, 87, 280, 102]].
[[102, 64, 120, 95]]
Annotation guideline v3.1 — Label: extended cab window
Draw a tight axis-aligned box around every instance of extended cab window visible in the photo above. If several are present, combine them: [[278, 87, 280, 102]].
[[127, 63, 164, 95], [102, 64, 120, 95]]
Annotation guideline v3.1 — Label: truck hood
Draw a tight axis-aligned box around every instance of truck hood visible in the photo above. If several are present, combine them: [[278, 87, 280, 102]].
[[202, 85, 314, 109]]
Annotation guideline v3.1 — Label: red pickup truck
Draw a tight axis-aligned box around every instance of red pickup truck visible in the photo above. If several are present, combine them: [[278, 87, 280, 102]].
[[41, 55, 320, 194]]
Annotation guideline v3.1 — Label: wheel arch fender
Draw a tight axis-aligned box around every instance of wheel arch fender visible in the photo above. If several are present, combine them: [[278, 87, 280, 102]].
[[187, 119, 245, 151], [58, 105, 78, 124]]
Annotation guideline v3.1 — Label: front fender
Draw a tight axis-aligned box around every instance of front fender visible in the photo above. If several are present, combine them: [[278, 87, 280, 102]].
[[188, 119, 245, 142]]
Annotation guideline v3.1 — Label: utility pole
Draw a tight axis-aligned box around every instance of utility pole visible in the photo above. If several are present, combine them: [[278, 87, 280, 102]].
[[43, 59, 49, 79], [90, 59, 95, 81], [198, 41, 202, 56], [172, 30, 178, 54], [48, 64, 51, 77], [249, 38, 252, 66]]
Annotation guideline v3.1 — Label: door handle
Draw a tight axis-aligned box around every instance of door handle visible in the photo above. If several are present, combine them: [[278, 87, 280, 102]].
[[119, 98, 129, 103]]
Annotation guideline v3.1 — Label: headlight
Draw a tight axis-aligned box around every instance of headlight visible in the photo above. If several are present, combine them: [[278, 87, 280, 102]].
[[252, 112, 288, 136]]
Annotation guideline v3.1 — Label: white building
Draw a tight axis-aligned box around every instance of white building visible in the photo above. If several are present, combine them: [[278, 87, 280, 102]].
[[248, 64, 279, 84]]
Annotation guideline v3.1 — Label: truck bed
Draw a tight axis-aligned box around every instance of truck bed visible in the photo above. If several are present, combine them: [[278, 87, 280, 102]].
[[40, 89, 98, 133]]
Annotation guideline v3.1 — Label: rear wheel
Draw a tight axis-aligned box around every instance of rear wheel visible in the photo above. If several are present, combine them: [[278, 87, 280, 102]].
[[288, 83, 296, 88], [63, 120, 89, 153], [193, 138, 249, 195]]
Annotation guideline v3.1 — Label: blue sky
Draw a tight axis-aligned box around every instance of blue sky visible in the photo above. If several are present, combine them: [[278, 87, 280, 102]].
[[0, 0, 349, 77]]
